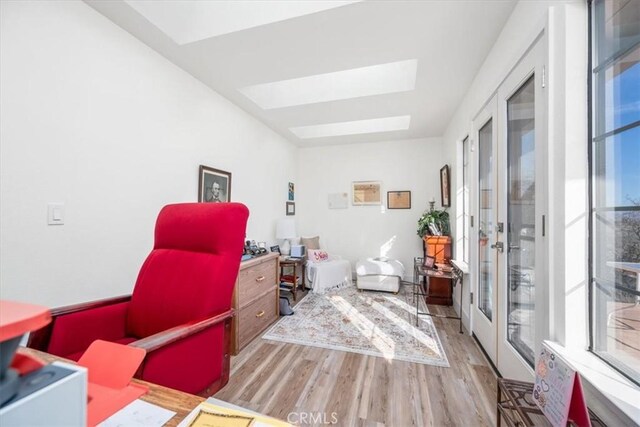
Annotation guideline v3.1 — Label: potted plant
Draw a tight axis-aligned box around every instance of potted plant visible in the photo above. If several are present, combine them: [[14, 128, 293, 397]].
[[417, 208, 451, 264], [417, 209, 450, 237]]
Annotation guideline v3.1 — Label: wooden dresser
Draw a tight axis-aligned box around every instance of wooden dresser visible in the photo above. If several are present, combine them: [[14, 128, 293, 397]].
[[231, 252, 280, 355]]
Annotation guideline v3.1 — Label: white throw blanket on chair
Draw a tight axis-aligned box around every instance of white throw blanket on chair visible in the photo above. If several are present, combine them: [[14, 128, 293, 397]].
[[307, 255, 353, 294]]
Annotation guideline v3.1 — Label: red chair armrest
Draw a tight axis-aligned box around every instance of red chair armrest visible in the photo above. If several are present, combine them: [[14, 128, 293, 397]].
[[28, 295, 132, 355], [49, 295, 132, 317], [130, 309, 234, 353]]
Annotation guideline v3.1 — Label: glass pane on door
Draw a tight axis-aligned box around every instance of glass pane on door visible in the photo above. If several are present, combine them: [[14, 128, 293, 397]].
[[506, 75, 536, 365], [478, 119, 494, 320]]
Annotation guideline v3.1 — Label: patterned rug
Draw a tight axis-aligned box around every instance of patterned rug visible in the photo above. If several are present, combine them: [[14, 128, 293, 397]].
[[262, 284, 449, 367]]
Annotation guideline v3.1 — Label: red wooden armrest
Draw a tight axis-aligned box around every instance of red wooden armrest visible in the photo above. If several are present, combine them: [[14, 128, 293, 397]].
[[27, 295, 132, 351], [49, 295, 132, 317], [130, 309, 235, 353]]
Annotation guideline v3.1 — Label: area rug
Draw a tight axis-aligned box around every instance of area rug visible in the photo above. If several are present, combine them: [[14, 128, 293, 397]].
[[262, 284, 449, 367]]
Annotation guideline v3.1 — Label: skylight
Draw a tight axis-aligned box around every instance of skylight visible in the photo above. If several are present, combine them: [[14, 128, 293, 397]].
[[240, 59, 418, 109], [124, 0, 359, 45], [290, 116, 411, 139]]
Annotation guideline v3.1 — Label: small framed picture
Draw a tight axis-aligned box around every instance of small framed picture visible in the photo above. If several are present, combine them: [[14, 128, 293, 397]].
[[352, 181, 381, 205], [288, 182, 295, 201], [440, 165, 450, 207], [199, 165, 231, 203], [387, 191, 411, 209], [270, 245, 280, 254], [286, 202, 295, 216], [423, 255, 436, 269]]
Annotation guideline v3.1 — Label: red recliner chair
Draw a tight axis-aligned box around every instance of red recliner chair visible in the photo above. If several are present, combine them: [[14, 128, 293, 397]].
[[28, 202, 249, 396]]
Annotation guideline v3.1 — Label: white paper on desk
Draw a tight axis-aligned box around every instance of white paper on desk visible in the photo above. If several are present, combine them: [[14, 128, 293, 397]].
[[98, 399, 176, 427]]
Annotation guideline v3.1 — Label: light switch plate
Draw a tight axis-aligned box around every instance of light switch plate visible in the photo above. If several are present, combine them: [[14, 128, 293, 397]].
[[47, 203, 65, 225]]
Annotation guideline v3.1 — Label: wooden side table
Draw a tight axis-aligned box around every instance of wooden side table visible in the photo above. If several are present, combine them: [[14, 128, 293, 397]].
[[279, 257, 306, 301], [413, 257, 463, 333], [497, 378, 606, 426]]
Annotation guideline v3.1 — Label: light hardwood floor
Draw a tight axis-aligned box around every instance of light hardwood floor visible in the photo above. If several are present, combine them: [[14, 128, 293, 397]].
[[215, 297, 498, 427]]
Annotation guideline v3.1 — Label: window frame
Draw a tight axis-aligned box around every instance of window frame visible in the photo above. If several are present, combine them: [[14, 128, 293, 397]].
[[588, 0, 640, 386], [462, 135, 470, 263]]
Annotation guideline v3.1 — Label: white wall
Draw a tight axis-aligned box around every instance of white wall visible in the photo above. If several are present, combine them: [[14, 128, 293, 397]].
[[297, 138, 444, 279], [0, 0, 297, 307]]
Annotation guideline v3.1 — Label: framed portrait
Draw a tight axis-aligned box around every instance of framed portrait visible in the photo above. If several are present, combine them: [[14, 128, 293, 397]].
[[198, 165, 231, 203], [286, 201, 295, 216], [352, 181, 381, 205], [440, 165, 450, 207], [288, 182, 295, 201], [270, 245, 281, 254], [387, 191, 411, 209]]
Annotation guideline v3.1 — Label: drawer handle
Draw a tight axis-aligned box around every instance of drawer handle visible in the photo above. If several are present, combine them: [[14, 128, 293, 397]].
[[255, 275, 266, 283], [256, 310, 265, 318]]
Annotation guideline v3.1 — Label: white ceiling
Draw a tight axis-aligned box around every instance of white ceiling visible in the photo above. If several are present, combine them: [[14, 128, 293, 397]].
[[86, 0, 517, 147]]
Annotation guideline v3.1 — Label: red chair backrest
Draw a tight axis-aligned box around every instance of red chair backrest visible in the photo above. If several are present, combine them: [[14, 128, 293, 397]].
[[126, 203, 249, 338]]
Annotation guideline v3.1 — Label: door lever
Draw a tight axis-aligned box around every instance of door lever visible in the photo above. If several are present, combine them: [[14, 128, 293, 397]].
[[490, 241, 504, 252]]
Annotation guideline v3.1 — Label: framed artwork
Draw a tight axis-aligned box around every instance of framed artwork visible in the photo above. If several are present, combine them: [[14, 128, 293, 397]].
[[328, 192, 349, 209], [288, 182, 295, 201], [198, 165, 231, 203], [387, 191, 411, 209], [423, 255, 436, 269], [352, 181, 381, 205], [440, 165, 450, 207], [286, 201, 295, 216], [270, 245, 281, 254]]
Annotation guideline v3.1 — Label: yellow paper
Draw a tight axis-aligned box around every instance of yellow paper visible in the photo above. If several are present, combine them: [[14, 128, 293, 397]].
[[188, 409, 254, 427], [184, 402, 291, 427]]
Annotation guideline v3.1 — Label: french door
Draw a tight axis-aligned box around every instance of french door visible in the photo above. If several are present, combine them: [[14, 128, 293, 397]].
[[471, 35, 547, 381], [471, 97, 498, 363]]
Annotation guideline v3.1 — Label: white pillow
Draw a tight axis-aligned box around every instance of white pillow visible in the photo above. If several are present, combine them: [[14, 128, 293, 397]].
[[301, 236, 320, 250]]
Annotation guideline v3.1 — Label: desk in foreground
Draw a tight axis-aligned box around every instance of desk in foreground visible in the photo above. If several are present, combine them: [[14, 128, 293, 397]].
[[20, 347, 205, 427]]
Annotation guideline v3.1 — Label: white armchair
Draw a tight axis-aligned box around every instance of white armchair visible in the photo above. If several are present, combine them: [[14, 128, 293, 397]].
[[306, 249, 353, 294]]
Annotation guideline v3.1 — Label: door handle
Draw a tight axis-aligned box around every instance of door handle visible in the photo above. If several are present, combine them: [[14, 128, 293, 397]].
[[490, 241, 504, 252], [509, 245, 520, 251]]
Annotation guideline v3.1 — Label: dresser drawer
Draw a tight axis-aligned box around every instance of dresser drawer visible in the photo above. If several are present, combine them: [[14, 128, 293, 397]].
[[237, 259, 277, 307], [238, 289, 278, 350]]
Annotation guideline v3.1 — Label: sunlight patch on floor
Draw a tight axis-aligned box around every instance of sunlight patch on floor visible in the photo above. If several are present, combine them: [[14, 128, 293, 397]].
[[360, 293, 443, 356], [328, 295, 396, 360]]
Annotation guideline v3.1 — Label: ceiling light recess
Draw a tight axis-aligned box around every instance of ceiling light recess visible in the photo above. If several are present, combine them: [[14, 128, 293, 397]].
[[124, 0, 359, 44], [240, 59, 418, 109], [290, 116, 411, 139]]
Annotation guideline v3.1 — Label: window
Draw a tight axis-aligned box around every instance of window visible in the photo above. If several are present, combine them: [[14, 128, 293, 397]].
[[478, 121, 493, 320], [590, 0, 640, 384], [462, 136, 470, 263]]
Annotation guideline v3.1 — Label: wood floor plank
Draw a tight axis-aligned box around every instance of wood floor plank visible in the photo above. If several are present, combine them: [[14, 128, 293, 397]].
[[300, 348, 347, 412], [215, 301, 497, 427], [263, 354, 319, 420], [216, 341, 284, 402], [324, 351, 366, 426], [356, 356, 377, 420], [366, 357, 391, 424], [248, 343, 299, 404]]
